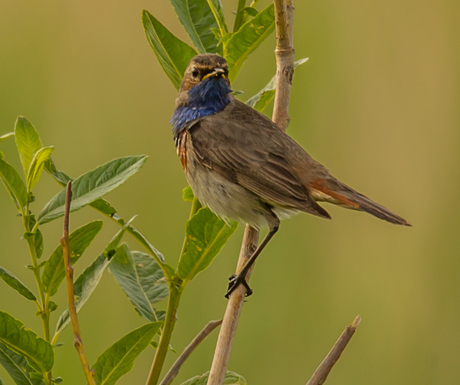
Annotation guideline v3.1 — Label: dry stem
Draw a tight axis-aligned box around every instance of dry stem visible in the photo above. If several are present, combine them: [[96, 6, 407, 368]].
[[306, 316, 362, 385], [160, 320, 222, 385], [60, 181, 96, 385], [207, 2, 295, 384]]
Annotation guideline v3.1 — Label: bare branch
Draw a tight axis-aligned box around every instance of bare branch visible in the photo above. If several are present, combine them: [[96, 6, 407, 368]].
[[207, 2, 295, 384], [160, 320, 222, 385], [60, 181, 96, 385], [306, 316, 362, 385]]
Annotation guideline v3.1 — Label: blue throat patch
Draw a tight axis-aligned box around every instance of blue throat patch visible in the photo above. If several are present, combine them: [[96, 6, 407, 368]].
[[171, 77, 231, 136]]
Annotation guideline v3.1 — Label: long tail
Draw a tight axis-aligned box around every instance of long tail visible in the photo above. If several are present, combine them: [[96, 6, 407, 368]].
[[309, 178, 411, 226]]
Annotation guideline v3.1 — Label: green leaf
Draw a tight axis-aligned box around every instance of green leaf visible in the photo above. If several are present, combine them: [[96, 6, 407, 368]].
[[109, 244, 168, 322], [14, 117, 43, 178], [206, 0, 228, 35], [182, 186, 194, 202], [44, 158, 117, 216], [0, 132, 14, 145], [169, 0, 221, 54], [126, 226, 165, 264], [180, 371, 247, 385], [245, 58, 309, 112], [0, 267, 36, 301], [37, 155, 147, 225], [54, 217, 134, 337], [93, 322, 162, 385], [0, 342, 44, 385], [177, 208, 238, 282], [42, 220, 103, 296], [0, 311, 54, 373], [27, 147, 54, 192], [34, 230, 44, 259], [55, 255, 109, 336], [224, 3, 275, 81], [142, 10, 197, 90], [0, 158, 28, 210]]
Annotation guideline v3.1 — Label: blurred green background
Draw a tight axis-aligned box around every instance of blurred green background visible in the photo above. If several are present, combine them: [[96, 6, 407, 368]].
[[1, 0, 459, 384]]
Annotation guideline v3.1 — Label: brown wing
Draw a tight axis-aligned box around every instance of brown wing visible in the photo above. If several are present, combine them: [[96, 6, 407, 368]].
[[188, 100, 330, 219]]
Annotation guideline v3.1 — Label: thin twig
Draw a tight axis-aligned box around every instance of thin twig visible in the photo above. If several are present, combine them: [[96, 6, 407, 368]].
[[306, 316, 362, 385], [60, 181, 96, 385], [160, 320, 222, 385], [207, 2, 295, 384]]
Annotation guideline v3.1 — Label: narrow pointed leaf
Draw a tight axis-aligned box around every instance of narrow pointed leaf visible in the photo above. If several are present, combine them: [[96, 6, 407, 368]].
[[169, 0, 221, 54], [93, 322, 162, 385], [27, 147, 54, 191], [206, 0, 228, 35], [224, 4, 275, 81], [34, 230, 44, 259], [54, 219, 135, 336], [0, 311, 54, 373], [0, 158, 28, 210], [0, 132, 14, 145], [14, 117, 43, 178], [142, 10, 197, 90], [37, 156, 147, 225], [0, 267, 36, 301], [177, 208, 238, 282], [44, 158, 117, 216], [109, 244, 168, 322], [245, 58, 309, 112], [180, 371, 247, 385], [0, 342, 43, 385], [42, 220, 103, 296], [126, 226, 165, 264]]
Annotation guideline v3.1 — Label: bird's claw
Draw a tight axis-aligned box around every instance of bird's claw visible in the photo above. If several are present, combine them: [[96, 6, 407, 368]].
[[225, 273, 253, 299]]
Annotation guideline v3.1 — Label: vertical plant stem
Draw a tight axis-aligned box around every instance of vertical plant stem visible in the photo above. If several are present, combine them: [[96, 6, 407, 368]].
[[146, 194, 200, 385], [60, 181, 96, 385], [146, 283, 182, 385], [207, 1, 295, 384], [23, 205, 52, 384], [233, 0, 246, 32]]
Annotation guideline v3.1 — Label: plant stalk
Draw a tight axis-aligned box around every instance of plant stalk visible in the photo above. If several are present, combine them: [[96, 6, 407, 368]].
[[207, 1, 295, 383], [60, 181, 96, 385], [145, 282, 182, 385]]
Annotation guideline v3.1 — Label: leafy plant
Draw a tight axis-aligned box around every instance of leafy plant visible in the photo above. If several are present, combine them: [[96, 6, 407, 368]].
[[0, 0, 308, 384]]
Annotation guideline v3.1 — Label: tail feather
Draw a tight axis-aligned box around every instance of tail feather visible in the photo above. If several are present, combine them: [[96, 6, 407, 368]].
[[309, 179, 411, 226]]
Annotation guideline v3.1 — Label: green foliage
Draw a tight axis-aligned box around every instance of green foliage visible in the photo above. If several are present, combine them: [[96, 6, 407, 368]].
[[0, 132, 14, 144], [224, 4, 275, 81], [41, 221, 103, 296], [27, 147, 54, 192], [37, 156, 147, 225], [182, 185, 194, 202], [14, 117, 43, 178], [142, 10, 197, 90], [246, 58, 309, 112], [0, 342, 44, 385], [54, 218, 136, 337], [0, 311, 54, 374], [169, 0, 221, 54], [109, 244, 168, 322], [0, 157, 28, 210], [0, 267, 36, 301], [180, 371, 247, 385], [177, 208, 238, 283], [206, 0, 228, 35], [93, 322, 162, 385]]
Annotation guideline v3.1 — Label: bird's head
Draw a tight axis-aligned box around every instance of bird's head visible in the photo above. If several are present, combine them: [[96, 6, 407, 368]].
[[179, 54, 230, 93], [171, 54, 233, 131]]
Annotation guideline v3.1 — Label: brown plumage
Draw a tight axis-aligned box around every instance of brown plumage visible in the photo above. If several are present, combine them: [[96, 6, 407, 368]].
[[171, 54, 410, 296]]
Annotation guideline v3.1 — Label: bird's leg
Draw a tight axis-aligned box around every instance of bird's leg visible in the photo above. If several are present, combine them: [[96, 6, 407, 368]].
[[225, 213, 280, 298]]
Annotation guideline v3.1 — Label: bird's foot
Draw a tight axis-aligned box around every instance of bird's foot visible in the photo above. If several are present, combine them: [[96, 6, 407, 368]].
[[225, 273, 253, 299]]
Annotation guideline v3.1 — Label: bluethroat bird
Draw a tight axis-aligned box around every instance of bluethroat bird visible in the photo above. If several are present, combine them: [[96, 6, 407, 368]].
[[171, 54, 410, 298]]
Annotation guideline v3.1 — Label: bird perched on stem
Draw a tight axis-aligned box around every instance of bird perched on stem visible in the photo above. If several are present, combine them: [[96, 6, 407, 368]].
[[171, 54, 410, 298]]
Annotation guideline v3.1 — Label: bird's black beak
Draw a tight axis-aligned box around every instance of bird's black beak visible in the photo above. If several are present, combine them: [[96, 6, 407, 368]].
[[202, 68, 226, 80]]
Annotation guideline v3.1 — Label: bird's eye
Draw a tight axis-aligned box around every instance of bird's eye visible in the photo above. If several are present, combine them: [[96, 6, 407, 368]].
[[192, 69, 199, 78]]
